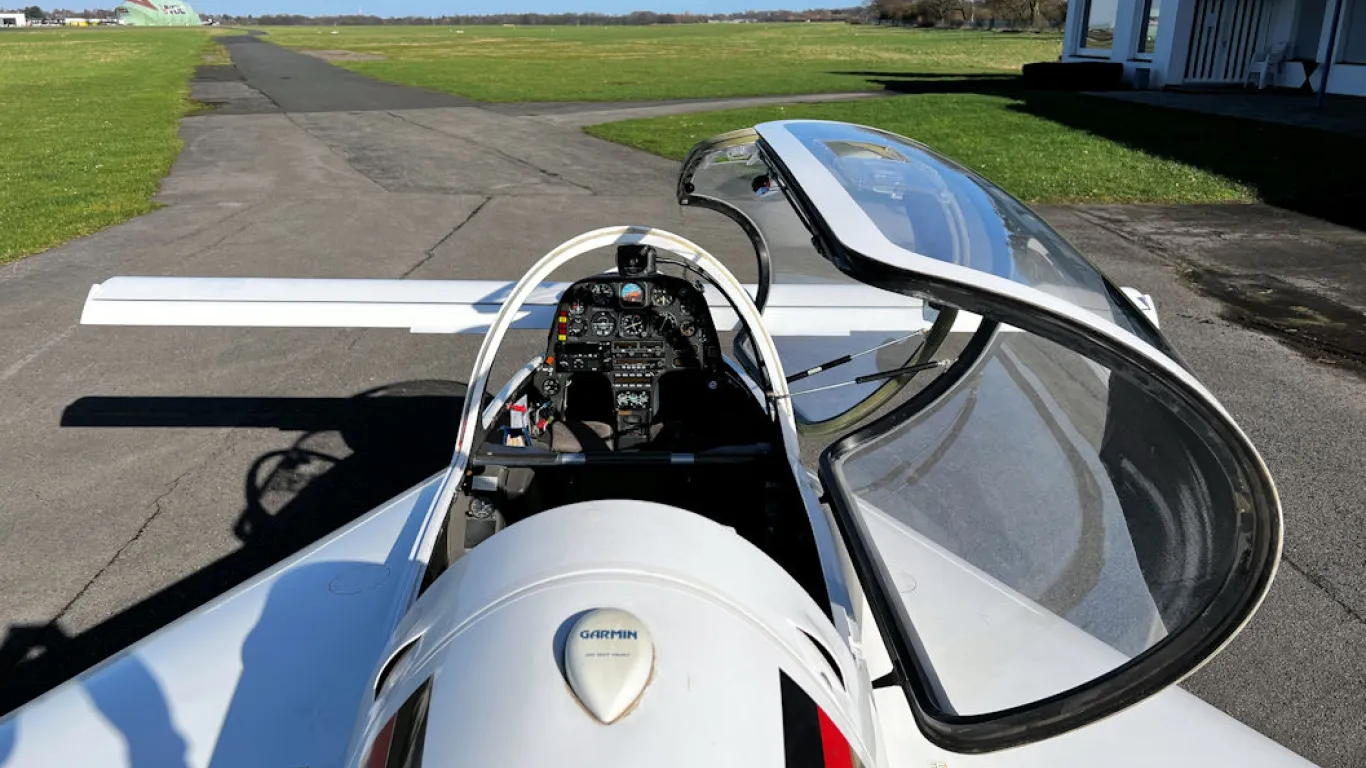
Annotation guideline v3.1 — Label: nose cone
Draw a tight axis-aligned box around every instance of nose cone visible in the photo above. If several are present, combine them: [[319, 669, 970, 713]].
[[563, 609, 655, 723]]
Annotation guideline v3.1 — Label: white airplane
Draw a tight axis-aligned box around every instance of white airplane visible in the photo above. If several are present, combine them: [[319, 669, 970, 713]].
[[0, 121, 1305, 767]]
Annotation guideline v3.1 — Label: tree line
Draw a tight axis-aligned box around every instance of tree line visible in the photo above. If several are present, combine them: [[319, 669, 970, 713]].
[[866, 0, 1067, 28], [227, 8, 868, 26], [3, 3, 1064, 30], [2, 5, 118, 18]]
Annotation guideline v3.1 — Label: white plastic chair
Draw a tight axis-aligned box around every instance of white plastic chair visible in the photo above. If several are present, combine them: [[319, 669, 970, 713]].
[[1245, 41, 1288, 89]]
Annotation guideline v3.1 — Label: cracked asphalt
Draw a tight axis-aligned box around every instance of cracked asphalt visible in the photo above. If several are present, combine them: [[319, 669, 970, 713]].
[[3, 33, 1366, 768]]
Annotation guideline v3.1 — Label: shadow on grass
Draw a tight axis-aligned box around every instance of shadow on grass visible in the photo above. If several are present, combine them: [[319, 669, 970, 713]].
[[836, 71, 1025, 95], [845, 71, 1366, 231], [831, 71, 1024, 80]]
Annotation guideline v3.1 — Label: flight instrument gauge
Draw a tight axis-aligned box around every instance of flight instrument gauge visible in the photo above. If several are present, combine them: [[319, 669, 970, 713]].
[[620, 283, 645, 306], [591, 312, 616, 337], [567, 299, 586, 316], [651, 288, 674, 307], [619, 313, 648, 338], [567, 318, 587, 337], [679, 320, 697, 338], [590, 283, 614, 306]]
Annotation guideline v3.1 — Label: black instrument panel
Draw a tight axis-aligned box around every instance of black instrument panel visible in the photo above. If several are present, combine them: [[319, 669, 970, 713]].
[[548, 275, 718, 368], [541, 275, 721, 444]]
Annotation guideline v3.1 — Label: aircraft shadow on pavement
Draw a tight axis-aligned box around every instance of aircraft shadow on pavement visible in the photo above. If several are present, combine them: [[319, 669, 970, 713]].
[[836, 71, 1366, 233], [0, 380, 468, 717]]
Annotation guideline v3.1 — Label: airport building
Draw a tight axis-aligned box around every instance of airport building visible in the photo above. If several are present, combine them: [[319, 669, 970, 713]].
[[1062, 0, 1366, 95], [0, 12, 28, 25], [114, 0, 202, 25]]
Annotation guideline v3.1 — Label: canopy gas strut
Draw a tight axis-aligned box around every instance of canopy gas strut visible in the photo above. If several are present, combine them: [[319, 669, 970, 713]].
[[785, 330, 927, 384], [780, 359, 952, 399]]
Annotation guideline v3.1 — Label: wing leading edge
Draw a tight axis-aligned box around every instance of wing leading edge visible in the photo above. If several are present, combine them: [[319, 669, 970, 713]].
[[80, 277, 1155, 336], [80, 277, 933, 336]]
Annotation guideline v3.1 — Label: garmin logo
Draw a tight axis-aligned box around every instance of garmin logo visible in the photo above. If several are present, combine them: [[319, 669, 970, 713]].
[[579, 629, 638, 640]]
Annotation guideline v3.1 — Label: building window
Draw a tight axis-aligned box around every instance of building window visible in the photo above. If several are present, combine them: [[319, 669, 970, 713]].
[[1081, 0, 1120, 51], [1137, 0, 1161, 55]]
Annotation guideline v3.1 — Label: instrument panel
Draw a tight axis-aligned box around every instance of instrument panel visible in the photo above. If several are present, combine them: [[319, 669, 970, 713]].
[[541, 275, 721, 445], [550, 276, 716, 361]]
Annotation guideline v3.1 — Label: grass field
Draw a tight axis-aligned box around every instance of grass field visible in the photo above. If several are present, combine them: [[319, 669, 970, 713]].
[[4, 24, 1359, 264], [263, 22, 1364, 209], [261, 24, 1062, 102], [0, 28, 217, 264], [586, 89, 1366, 207]]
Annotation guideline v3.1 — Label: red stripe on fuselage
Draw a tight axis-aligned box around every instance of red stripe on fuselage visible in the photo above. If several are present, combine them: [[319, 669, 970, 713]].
[[817, 708, 854, 768]]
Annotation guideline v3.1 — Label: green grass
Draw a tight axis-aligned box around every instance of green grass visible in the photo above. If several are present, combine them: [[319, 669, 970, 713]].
[[261, 25, 1061, 102], [6, 23, 1357, 265], [201, 35, 236, 66], [262, 22, 1366, 208], [0, 28, 217, 264], [586, 90, 1366, 206]]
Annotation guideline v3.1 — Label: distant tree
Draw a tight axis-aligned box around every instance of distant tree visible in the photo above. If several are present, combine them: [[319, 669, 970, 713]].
[[1039, 0, 1066, 25], [867, 0, 909, 21], [988, 0, 1065, 26], [23, 4, 45, 17], [919, 0, 962, 23]]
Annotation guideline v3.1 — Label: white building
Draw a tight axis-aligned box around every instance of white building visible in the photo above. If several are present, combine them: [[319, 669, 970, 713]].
[[0, 12, 28, 26], [1062, 0, 1366, 95]]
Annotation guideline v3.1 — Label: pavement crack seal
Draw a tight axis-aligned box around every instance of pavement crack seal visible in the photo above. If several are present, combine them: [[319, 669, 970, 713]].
[[171, 214, 260, 269], [400, 196, 492, 279], [157, 199, 263, 250], [52, 466, 196, 623], [1282, 556, 1366, 627], [50, 410, 269, 623], [383, 110, 595, 194], [283, 111, 389, 193]]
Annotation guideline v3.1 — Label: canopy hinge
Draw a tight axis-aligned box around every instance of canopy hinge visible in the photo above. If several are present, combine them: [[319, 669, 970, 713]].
[[870, 668, 904, 690]]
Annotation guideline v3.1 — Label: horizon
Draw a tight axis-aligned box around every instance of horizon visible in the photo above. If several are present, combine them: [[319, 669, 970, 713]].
[[189, 1, 844, 19]]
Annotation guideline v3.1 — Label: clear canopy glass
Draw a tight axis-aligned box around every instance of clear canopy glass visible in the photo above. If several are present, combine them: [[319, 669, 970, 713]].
[[678, 121, 1280, 750]]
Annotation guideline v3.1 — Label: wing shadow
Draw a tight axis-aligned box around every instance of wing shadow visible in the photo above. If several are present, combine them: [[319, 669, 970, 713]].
[[0, 380, 466, 717]]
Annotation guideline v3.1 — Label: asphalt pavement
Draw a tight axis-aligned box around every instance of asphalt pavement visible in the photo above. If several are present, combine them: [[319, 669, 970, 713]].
[[1044, 204, 1366, 768], [2, 34, 1365, 767]]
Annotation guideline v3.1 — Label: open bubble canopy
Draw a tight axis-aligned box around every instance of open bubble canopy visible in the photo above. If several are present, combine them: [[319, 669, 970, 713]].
[[678, 120, 1281, 752]]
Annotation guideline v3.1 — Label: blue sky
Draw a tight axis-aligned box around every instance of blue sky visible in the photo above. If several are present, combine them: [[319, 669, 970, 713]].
[[199, 0, 833, 18]]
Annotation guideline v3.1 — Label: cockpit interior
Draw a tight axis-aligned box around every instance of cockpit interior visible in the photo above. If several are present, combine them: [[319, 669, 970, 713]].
[[433, 243, 829, 607]]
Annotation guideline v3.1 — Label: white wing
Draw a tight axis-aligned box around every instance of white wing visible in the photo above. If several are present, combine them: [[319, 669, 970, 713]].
[[0, 475, 443, 768], [79, 277, 932, 336]]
